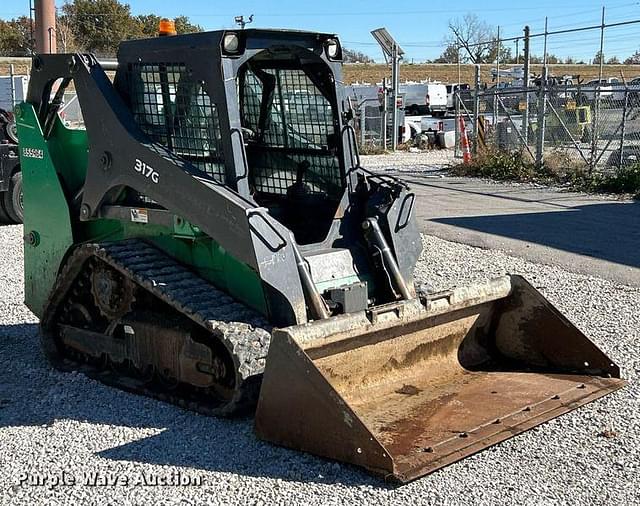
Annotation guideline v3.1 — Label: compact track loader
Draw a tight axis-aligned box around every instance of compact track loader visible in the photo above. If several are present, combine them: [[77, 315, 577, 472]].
[[17, 29, 624, 482]]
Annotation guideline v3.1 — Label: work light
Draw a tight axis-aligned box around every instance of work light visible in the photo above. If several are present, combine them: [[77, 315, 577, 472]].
[[223, 33, 240, 53], [325, 39, 340, 60]]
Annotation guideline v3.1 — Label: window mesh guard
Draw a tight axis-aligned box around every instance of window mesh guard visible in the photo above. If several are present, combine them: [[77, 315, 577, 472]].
[[242, 68, 342, 197], [128, 63, 226, 182]]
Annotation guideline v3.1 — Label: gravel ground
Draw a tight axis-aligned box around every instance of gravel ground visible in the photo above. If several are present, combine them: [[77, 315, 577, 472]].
[[362, 150, 455, 173], [1, 222, 638, 506]]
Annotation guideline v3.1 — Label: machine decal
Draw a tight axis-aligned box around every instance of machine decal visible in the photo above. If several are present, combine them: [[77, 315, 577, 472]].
[[22, 147, 44, 159], [134, 158, 159, 183], [130, 208, 148, 223]]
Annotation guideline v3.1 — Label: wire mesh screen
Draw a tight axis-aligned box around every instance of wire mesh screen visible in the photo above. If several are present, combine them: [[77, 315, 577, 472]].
[[127, 63, 225, 182], [241, 67, 342, 197], [241, 70, 263, 136], [460, 83, 640, 173], [593, 90, 640, 169], [351, 100, 385, 152]]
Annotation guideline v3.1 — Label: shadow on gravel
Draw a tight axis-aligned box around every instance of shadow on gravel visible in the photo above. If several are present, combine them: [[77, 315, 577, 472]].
[[433, 201, 640, 269], [0, 323, 390, 487], [98, 426, 389, 487]]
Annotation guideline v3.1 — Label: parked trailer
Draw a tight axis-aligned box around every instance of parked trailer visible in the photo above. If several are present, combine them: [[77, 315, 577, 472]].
[[0, 142, 21, 223], [446, 83, 470, 110], [0, 75, 28, 223], [0, 75, 29, 111]]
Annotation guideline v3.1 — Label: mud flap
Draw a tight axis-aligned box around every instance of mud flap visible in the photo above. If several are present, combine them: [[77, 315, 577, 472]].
[[254, 275, 625, 482]]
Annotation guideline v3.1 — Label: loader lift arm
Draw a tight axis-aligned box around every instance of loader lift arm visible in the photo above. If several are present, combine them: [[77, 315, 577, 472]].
[[26, 53, 307, 325]]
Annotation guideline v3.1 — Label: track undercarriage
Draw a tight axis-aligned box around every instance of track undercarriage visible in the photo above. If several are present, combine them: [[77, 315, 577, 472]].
[[41, 240, 271, 416]]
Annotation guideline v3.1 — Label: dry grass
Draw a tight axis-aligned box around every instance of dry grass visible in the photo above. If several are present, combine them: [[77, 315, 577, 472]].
[[342, 63, 640, 85], [4, 58, 640, 87], [0, 59, 31, 76]]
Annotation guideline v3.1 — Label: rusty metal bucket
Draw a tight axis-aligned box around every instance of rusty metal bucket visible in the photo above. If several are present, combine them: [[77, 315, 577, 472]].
[[255, 275, 624, 482]]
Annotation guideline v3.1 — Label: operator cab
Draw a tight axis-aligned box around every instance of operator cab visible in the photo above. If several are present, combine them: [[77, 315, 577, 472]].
[[116, 29, 348, 246], [237, 47, 343, 244]]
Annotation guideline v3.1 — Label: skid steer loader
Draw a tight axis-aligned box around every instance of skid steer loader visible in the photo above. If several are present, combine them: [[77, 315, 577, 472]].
[[16, 29, 624, 482]]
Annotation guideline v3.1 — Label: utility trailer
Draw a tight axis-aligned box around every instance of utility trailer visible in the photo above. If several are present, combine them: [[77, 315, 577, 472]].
[[0, 142, 21, 222], [0, 74, 28, 223], [0, 109, 22, 223]]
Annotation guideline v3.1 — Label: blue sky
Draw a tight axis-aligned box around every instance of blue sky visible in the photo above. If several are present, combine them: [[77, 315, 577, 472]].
[[3, 0, 640, 62]]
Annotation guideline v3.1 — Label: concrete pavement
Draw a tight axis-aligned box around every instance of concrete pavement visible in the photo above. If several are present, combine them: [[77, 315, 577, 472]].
[[401, 173, 640, 286]]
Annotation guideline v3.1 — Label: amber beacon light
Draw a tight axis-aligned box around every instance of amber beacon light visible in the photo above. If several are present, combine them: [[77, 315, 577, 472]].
[[158, 18, 177, 36]]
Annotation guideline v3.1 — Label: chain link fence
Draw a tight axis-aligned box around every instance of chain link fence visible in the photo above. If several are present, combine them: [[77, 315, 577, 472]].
[[353, 98, 386, 153], [457, 82, 640, 172]]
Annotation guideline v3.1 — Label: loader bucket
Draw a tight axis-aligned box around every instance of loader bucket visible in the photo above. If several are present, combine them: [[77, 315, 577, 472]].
[[255, 275, 624, 482]]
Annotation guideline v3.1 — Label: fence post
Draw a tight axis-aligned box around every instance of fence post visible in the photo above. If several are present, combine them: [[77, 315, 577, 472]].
[[522, 25, 530, 147], [359, 101, 366, 148], [619, 87, 628, 170], [590, 6, 606, 174], [381, 77, 388, 151], [454, 91, 460, 158], [391, 43, 399, 151], [473, 64, 480, 154], [535, 66, 547, 169], [9, 64, 16, 107], [496, 26, 500, 79]]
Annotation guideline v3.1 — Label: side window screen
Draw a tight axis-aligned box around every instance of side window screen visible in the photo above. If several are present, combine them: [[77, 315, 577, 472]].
[[128, 63, 225, 182]]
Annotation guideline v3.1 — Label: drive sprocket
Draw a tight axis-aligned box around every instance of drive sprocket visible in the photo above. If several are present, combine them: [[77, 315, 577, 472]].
[[90, 262, 136, 319]]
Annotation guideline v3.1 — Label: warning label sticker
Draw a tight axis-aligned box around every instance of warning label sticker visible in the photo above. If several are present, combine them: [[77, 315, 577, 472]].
[[130, 208, 148, 224]]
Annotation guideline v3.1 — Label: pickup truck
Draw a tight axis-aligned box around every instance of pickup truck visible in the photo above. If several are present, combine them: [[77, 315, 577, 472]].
[[579, 79, 614, 101]]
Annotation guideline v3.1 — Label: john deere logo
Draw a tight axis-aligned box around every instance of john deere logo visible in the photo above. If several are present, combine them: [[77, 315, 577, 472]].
[[22, 147, 44, 159]]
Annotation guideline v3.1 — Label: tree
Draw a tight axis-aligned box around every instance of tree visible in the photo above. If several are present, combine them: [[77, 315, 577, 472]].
[[592, 50, 603, 64], [434, 44, 459, 63], [446, 13, 509, 64], [59, 0, 143, 56], [489, 44, 512, 64], [0, 16, 33, 56], [526, 54, 561, 64], [607, 56, 621, 64], [174, 15, 202, 34], [624, 51, 640, 65], [136, 14, 163, 38], [135, 14, 202, 37], [546, 54, 561, 64], [342, 48, 374, 63], [56, 16, 78, 53], [58, 1, 202, 55]]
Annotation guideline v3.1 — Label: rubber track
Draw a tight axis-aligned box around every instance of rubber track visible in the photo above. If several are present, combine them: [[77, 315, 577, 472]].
[[41, 239, 272, 416]]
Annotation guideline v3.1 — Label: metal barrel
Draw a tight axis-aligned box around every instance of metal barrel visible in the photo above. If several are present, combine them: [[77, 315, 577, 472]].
[[255, 275, 624, 482]]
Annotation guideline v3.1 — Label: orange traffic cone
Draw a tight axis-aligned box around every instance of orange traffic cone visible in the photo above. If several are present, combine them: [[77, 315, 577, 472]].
[[459, 116, 472, 164]]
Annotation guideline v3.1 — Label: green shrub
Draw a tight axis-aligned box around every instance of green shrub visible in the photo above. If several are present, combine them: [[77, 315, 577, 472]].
[[576, 165, 640, 196], [452, 149, 538, 181], [452, 149, 640, 197]]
